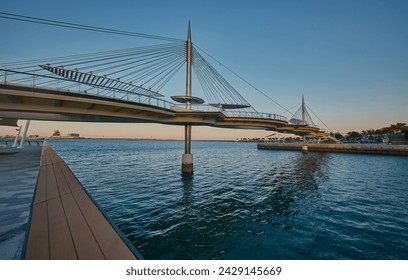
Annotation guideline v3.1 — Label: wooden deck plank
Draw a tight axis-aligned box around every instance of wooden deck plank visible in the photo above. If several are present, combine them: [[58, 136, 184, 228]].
[[60, 193, 105, 260], [40, 150, 47, 165], [47, 196, 78, 260], [25, 201, 49, 260], [58, 161, 83, 193], [53, 162, 71, 196], [42, 149, 52, 166], [46, 164, 59, 200], [73, 189, 136, 260], [50, 152, 62, 164], [25, 143, 139, 260], [33, 165, 47, 205]]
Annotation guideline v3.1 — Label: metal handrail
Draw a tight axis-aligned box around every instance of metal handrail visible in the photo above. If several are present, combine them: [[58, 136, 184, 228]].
[[173, 104, 222, 112], [1, 69, 290, 122], [222, 111, 288, 122], [306, 124, 321, 129], [1, 69, 176, 111]]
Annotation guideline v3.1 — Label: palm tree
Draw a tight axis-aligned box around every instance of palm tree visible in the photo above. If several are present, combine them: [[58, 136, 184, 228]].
[[346, 131, 361, 139], [390, 123, 407, 134]]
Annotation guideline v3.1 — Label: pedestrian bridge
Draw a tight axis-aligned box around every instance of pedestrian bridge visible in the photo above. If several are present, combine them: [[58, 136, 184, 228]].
[[0, 22, 330, 174], [0, 23, 328, 138], [0, 82, 325, 137]]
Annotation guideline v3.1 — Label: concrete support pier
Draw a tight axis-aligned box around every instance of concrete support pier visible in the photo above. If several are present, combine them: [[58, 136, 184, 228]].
[[182, 125, 193, 175], [182, 153, 193, 176], [302, 135, 308, 153]]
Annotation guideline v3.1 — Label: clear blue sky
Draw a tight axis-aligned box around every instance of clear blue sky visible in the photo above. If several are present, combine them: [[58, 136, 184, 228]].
[[1, 0, 407, 139]]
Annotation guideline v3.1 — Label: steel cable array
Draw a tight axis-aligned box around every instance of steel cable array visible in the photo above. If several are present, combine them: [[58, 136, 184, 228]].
[[289, 103, 317, 127], [1, 41, 256, 112], [2, 42, 187, 100], [0, 12, 183, 42], [192, 46, 254, 111]]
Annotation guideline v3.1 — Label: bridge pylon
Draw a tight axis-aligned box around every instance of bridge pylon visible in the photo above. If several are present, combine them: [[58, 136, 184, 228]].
[[182, 22, 193, 176], [301, 95, 308, 153]]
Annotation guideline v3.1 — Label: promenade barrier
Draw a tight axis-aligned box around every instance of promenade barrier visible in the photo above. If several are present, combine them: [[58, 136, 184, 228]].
[[257, 142, 408, 156]]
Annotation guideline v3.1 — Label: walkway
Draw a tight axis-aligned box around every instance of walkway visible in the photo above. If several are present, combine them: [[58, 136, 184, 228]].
[[258, 142, 408, 156], [25, 143, 139, 259], [0, 146, 42, 259]]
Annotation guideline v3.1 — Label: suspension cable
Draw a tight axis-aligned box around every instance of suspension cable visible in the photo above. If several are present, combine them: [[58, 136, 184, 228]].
[[193, 43, 293, 115], [0, 12, 183, 42], [306, 104, 333, 132]]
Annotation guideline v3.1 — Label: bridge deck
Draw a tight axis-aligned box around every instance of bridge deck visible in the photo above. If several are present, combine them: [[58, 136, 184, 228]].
[[0, 83, 326, 136], [25, 143, 138, 259]]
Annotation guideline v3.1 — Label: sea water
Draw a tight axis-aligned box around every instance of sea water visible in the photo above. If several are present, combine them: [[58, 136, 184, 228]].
[[51, 140, 408, 260]]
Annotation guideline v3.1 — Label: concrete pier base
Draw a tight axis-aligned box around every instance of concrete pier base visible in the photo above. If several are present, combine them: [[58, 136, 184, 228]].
[[302, 135, 308, 153], [181, 153, 193, 176]]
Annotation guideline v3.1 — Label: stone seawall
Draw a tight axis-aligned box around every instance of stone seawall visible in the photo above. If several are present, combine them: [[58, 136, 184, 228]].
[[257, 143, 408, 156]]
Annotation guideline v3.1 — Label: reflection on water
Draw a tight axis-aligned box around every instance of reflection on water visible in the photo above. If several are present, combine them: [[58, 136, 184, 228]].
[[51, 140, 408, 260], [255, 153, 329, 220], [180, 176, 194, 206]]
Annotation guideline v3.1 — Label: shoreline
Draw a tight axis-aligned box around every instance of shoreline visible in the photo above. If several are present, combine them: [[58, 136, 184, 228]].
[[258, 142, 408, 156], [1, 137, 235, 142]]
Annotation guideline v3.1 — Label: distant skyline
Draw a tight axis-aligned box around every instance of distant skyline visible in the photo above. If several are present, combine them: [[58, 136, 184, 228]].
[[1, 0, 407, 139]]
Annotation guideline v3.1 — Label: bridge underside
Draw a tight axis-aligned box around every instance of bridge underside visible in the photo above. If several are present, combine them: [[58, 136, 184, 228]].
[[0, 84, 326, 137], [0, 117, 18, 127]]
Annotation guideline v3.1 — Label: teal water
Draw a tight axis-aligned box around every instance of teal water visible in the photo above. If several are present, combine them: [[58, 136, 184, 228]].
[[51, 140, 408, 260]]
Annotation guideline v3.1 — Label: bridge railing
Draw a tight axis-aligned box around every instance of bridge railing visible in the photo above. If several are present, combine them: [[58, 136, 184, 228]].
[[1, 69, 289, 122], [308, 124, 321, 130], [172, 106, 290, 123], [172, 104, 222, 112], [1, 69, 176, 111], [222, 111, 288, 122], [127, 94, 174, 110]]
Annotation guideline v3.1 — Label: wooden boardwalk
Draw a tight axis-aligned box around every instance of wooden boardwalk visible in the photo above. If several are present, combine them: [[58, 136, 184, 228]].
[[25, 143, 138, 260]]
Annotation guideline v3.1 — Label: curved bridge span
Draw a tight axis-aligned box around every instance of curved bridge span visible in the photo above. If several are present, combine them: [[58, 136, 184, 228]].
[[0, 83, 327, 137]]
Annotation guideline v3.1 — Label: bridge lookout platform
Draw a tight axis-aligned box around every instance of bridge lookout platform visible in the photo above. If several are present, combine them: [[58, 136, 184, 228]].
[[0, 143, 141, 260]]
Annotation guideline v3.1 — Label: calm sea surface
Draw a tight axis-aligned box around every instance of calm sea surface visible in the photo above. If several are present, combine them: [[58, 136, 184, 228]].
[[50, 140, 408, 260]]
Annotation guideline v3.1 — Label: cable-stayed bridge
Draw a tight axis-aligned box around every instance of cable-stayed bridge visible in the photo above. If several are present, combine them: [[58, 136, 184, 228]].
[[0, 23, 329, 174]]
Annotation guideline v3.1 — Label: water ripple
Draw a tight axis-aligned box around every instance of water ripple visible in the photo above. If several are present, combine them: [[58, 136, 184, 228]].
[[51, 140, 408, 260]]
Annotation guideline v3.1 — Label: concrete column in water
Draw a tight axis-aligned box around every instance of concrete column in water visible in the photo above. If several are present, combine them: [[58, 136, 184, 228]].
[[302, 135, 308, 153], [182, 22, 193, 175], [182, 126, 193, 175]]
